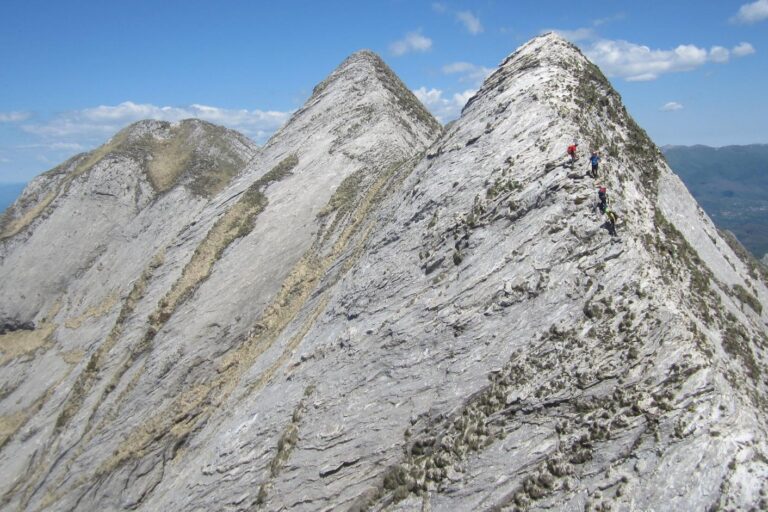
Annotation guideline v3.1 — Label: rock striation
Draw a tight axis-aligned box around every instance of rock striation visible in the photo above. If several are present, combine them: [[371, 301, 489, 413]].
[[1, 34, 767, 511]]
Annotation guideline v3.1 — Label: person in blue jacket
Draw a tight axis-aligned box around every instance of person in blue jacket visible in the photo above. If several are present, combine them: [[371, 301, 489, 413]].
[[589, 152, 600, 178]]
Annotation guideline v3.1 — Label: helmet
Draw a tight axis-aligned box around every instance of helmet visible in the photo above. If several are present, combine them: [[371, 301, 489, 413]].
[[599, 186, 606, 193]]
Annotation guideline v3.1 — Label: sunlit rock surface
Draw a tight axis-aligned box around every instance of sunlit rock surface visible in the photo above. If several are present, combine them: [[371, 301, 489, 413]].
[[1, 34, 766, 511]]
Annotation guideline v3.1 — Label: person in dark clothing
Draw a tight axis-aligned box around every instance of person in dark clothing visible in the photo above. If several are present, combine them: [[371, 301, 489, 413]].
[[597, 186, 607, 213], [589, 152, 600, 178], [605, 208, 618, 236]]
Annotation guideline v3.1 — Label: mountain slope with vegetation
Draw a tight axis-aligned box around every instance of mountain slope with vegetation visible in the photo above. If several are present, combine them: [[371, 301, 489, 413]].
[[0, 34, 766, 511]]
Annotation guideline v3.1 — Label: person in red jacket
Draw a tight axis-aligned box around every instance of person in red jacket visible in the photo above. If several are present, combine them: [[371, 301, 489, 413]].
[[567, 143, 578, 163]]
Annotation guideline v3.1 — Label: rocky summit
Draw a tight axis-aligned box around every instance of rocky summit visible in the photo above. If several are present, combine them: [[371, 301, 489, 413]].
[[1, 33, 767, 511]]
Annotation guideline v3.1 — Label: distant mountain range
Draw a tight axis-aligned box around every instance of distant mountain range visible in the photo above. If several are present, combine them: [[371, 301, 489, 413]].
[[662, 144, 768, 261], [0, 183, 26, 213]]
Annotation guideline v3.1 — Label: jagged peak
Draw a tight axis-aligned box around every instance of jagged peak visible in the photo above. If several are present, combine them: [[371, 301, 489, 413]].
[[112, 118, 251, 146], [463, 31, 617, 120], [311, 49, 390, 96], [273, 49, 440, 146], [497, 31, 588, 73], [341, 49, 386, 67], [523, 31, 573, 49]]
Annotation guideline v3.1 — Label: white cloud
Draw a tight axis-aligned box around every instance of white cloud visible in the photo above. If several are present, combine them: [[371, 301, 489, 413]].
[[453, 90, 476, 107], [546, 27, 595, 42], [661, 102, 684, 112], [546, 13, 623, 42], [441, 61, 494, 86], [442, 62, 475, 74], [50, 142, 85, 151], [733, 42, 756, 57], [709, 46, 730, 63], [431, 2, 447, 13], [456, 11, 483, 35], [731, 0, 768, 24], [0, 111, 31, 123], [22, 101, 291, 143], [593, 13, 626, 26], [390, 31, 433, 56], [586, 39, 717, 81], [19, 142, 86, 151], [414, 87, 475, 123]]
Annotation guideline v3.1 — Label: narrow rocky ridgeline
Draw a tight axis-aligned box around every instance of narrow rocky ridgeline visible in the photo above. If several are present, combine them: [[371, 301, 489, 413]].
[[1, 34, 767, 511]]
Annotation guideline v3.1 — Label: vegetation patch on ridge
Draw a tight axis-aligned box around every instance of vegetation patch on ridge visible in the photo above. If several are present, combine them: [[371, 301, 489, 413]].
[[148, 154, 298, 340]]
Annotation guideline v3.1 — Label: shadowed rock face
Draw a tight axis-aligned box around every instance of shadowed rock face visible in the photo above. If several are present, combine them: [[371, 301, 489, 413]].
[[1, 34, 767, 511]]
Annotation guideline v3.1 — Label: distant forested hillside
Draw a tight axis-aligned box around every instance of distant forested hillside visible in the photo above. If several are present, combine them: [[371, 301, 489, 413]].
[[663, 144, 768, 261]]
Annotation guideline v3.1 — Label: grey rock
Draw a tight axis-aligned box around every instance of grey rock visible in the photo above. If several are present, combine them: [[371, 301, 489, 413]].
[[1, 34, 767, 512]]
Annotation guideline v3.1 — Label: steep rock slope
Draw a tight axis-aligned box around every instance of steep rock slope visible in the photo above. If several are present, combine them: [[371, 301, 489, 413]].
[[1, 35, 767, 512], [0, 119, 258, 324], [147, 34, 766, 511], [0, 51, 441, 510]]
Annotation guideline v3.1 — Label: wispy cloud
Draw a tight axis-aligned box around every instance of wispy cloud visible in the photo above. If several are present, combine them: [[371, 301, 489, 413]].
[[661, 102, 683, 112], [18, 142, 86, 151], [442, 62, 475, 74], [22, 101, 291, 143], [442, 62, 493, 86], [545, 12, 623, 42], [731, 0, 768, 24], [584, 39, 756, 81], [413, 87, 475, 123], [544, 15, 754, 82], [546, 28, 595, 42], [456, 11, 483, 35], [593, 13, 626, 26], [709, 46, 730, 63], [587, 40, 707, 81], [733, 42, 756, 57], [390, 31, 433, 56], [0, 111, 31, 123], [431, 2, 447, 13]]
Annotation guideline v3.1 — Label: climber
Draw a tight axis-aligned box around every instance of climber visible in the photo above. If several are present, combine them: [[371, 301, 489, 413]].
[[605, 208, 618, 236], [597, 186, 608, 213], [567, 143, 578, 163], [589, 152, 600, 178]]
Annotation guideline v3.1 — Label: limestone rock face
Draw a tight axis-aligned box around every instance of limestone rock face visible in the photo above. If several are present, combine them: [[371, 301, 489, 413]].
[[0, 118, 258, 324], [1, 34, 767, 512]]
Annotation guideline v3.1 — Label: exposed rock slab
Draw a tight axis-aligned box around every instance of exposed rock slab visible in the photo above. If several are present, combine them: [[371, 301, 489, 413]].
[[1, 35, 767, 512]]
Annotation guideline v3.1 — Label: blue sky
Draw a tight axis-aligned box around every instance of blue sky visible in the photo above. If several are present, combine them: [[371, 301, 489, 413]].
[[1, 0, 766, 183]]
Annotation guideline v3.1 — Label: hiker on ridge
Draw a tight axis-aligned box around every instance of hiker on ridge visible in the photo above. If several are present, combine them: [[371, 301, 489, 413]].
[[567, 143, 578, 163], [589, 152, 600, 178], [597, 186, 608, 213], [605, 208, 618, 236], [596, 186, 618, 237]]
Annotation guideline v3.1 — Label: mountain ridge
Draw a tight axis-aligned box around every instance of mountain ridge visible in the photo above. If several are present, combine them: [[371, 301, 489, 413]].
[[0, 42, 442, 511], [1, 34, 767, 511]]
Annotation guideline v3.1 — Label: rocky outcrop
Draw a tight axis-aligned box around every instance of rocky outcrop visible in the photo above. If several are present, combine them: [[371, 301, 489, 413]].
[[0, 48, 441, 511], [0, 119, 258, 324], [1, 34, 767, 511]]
